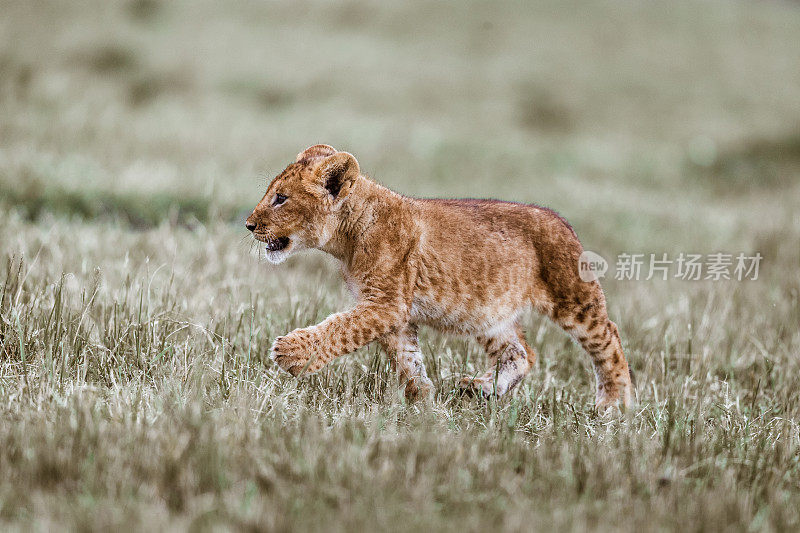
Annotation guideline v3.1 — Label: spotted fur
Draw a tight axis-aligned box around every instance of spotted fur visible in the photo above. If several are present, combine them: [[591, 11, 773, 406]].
[[246, 145, 633, 410]]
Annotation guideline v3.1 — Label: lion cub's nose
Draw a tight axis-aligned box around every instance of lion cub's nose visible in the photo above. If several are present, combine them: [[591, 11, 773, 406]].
[[245, 220, 257, 232]]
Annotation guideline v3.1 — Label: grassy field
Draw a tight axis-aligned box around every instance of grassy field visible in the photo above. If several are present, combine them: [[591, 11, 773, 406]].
[[2, 0, 800, 530]]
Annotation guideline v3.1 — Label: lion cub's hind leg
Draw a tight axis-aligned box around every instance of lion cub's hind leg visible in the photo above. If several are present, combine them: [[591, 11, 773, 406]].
[[460, 323, 536, 398], [548, 286, 633, 411], [379, 324, 434, 403]]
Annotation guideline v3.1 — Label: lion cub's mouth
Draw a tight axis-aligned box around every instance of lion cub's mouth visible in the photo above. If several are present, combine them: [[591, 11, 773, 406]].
[[254, 234, 290, 251]]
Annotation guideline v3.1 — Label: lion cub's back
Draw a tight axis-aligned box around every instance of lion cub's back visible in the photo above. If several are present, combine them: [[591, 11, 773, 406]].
[[415, 197, 577, 259]]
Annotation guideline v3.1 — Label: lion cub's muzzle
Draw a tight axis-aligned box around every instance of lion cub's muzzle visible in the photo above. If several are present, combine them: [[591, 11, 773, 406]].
[[264, 236, 290, 251], [245, 218, 291, 252], [251, 232, 290, 251]]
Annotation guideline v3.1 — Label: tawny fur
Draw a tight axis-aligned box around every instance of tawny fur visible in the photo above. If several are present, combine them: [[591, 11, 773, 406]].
[[246, 145, 633, 410]]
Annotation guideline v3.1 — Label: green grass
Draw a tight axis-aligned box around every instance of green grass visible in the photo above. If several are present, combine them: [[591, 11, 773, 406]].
[[1, 0, 800, 530]]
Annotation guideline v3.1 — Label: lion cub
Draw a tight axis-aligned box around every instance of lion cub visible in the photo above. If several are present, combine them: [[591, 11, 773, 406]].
[[246, 145, 632, 410]]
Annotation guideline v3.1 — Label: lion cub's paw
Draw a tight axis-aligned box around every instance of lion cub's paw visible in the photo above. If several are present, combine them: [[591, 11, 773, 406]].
[[404, 376, 434, 403], [458, 376, 495, 399], [594, 383, 633, 415], [270, 329, 319, 377]]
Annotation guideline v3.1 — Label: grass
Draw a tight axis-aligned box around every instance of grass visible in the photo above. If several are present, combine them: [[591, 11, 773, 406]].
[[1, 0, 800, 530], [0, 216, 798, 531]]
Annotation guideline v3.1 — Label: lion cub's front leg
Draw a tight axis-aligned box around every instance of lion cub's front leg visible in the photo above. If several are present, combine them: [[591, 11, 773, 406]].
[[379, 324, 434, 403], [271, 302, 406, 377]]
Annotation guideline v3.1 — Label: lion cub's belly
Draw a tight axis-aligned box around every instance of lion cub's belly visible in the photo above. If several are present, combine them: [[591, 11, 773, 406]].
[[409, 292, 522, 335]]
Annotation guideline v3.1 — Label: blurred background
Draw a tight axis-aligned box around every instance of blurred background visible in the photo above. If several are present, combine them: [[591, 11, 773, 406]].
[[2, 0, 798, 256]]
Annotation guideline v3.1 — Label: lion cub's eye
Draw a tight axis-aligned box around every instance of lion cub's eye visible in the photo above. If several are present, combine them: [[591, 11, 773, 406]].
[[272, 193, 287, 206]]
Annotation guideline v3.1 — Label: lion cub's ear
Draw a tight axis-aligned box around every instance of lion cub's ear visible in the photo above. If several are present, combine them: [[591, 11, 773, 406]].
[[296, 144, 337, 162], [316, 152, 360, 205]]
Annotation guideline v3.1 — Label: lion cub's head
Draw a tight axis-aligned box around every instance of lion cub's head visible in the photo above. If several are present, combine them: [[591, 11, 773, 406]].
[[246, 144, 360, 264]]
